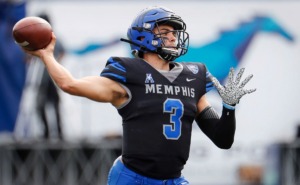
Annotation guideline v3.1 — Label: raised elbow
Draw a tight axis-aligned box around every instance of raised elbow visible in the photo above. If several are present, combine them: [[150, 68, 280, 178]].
[[59, 82, 76, 95], [217, 143, 233, 150], [60, 83, 69, 92], [214, 138, 234, 149]]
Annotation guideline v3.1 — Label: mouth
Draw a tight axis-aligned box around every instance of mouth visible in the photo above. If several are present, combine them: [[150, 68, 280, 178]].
[[162, 47, 179, 56], [165, 46, 178, 51]]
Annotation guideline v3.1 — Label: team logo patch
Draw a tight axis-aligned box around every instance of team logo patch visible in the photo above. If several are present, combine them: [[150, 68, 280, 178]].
[[145, 73, 155, 83], [187, 64, 199, 74]]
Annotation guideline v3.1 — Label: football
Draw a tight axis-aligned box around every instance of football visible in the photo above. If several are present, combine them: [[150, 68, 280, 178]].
[[12, 16, 52, 51]]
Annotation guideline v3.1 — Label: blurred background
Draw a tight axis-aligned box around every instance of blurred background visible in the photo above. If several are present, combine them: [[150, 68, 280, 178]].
[[0, 0, 300, 184]]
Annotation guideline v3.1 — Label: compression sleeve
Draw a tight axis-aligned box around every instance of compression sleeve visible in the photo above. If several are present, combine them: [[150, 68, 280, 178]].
[[195, 106, 236, 149]]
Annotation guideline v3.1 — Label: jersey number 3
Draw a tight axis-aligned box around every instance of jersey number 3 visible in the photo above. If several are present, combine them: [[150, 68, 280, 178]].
[[163, 98, 184, 140]]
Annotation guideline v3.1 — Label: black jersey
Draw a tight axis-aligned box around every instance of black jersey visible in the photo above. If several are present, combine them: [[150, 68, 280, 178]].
[[100, 57, 213, 179]]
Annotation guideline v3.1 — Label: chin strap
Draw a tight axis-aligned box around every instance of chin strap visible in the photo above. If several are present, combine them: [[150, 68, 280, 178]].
[[158, 47, 179, 61]]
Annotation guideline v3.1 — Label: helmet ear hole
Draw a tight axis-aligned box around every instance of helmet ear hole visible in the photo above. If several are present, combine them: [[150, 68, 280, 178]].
[[137, 36, 144, 41]]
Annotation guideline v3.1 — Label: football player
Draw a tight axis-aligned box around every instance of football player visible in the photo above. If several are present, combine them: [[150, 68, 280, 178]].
[[22, 6, 256, 185]]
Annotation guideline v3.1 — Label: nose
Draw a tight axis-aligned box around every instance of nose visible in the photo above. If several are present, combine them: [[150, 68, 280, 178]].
[[168, 32, 176, 42], [162, 32, 176, 45]]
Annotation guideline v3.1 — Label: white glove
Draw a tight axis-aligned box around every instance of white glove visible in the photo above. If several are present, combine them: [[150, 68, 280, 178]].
[[211, 67, 256, 108]]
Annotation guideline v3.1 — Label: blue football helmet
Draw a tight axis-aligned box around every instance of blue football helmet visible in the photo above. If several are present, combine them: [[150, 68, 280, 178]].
[[123, 6, 189, 61]]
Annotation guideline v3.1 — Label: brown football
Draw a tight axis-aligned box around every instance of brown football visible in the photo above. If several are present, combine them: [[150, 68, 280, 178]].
[[12, 17, 52, 51]]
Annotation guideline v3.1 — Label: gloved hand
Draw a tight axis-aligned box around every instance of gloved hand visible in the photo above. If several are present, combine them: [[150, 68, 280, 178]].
[[211, 67, 256, 109]]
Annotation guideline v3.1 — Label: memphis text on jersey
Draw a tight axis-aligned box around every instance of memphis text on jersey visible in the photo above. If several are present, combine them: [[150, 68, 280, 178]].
[[144, 73, 195, 98]]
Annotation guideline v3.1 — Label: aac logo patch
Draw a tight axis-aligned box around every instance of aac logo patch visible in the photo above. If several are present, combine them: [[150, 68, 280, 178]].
[[186, 64, 199, 74], [145, 73, 155, 83]]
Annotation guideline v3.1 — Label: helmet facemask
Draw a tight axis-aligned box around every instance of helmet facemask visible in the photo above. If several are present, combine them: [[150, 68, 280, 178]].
[[153, 20, 189, 61]]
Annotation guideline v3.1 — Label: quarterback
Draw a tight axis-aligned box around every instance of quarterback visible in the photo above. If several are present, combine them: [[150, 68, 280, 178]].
[[22, 6, 256, 185]]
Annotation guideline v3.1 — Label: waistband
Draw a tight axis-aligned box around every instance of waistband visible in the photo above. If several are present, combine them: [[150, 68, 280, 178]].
[[114, 156, 184, 185]]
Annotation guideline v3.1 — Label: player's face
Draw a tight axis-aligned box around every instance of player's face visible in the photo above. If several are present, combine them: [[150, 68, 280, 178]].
[[153, 25, 178, 49]]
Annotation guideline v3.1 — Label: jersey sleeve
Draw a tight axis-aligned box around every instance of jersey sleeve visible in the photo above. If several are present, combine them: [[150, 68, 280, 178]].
[[100, 57, 127, 83], [204, 65, 214, 93]]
